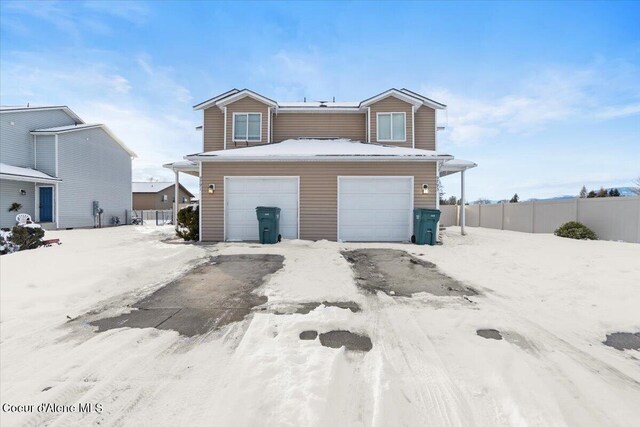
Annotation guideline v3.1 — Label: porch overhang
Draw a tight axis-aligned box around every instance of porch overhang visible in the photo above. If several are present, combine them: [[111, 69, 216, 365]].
[[0, 163, 61, 184]]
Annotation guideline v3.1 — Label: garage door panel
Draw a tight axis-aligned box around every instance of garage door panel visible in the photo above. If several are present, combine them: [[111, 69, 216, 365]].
[[338, 176, 412, 242], [226, 177, 298, 241], [340, 194, 412, 209], [340, 179, 412, 194], [339, 209, 410, 226]]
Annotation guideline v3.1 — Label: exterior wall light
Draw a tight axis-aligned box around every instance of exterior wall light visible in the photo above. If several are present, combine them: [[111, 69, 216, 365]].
[[208, 184, 215, 194], [20, 189, 27, 195], [422, 184, 429, 194]]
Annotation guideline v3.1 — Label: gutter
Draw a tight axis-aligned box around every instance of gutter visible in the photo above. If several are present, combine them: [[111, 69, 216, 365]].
[[185, 154, 454, 162]]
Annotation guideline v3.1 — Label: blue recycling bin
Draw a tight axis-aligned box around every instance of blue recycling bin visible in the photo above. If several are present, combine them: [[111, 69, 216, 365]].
[[413, 208, 441, 245], [255, 206, 281, 244]]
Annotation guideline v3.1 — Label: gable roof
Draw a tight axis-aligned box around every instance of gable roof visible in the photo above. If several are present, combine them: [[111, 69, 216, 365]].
[[186, 138, 453, 162], [193, 88, 446, 112], [132, 182, 195, 197], [359, 88, 446, 109], [400, 88, 447, 109], [31, 124, 137, 158], [192, 88, 240, 110], [0, 105, 84, 124], [193, 88, 277, 110]]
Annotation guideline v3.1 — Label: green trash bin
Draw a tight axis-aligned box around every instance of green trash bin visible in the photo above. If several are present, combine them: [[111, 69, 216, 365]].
[[255, 206, 281, 244], [412, 208, 441, 246]]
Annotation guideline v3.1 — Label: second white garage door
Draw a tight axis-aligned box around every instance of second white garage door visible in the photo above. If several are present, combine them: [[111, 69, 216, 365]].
[[338, 176, 413, 242], [225, 177, 299, 241]]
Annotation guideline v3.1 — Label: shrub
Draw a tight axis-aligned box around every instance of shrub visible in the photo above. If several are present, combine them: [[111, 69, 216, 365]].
[[10, 225, 45, 250], [176, 205, 199, 241], [554, 221, 597, 240]]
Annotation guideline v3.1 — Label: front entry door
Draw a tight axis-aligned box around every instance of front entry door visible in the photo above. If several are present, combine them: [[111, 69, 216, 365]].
[[39, 187, 53, 222]]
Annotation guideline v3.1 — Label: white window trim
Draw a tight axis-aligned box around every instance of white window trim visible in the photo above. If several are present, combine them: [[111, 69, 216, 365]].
[[232, 112, 262, 143], [376, 112, 406, 142]]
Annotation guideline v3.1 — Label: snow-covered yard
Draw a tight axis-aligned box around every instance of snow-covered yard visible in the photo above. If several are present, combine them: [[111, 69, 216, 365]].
[[1, 226, 639, 426]]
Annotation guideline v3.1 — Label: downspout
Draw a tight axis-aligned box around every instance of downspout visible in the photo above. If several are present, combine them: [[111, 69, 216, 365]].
[[412, 106, 416, 149], [198, 161, 203, 242], [460, 169, 466, 236], [223, 106, 227, 150], [367, 107, 371, 142], [174, 170, 179, 230]]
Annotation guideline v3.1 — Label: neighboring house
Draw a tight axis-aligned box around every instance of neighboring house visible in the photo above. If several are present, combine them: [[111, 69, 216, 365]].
[[0, 106, 136, 229], [132, 182, 194, 210], [167, 88, 476, 242]]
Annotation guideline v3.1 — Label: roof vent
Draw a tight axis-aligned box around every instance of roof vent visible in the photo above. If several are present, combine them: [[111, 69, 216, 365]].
[[319, 101, 328, 107]]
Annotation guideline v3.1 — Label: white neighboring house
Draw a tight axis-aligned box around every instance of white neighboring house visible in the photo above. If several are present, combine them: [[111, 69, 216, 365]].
[[0, 106, 136, 229]]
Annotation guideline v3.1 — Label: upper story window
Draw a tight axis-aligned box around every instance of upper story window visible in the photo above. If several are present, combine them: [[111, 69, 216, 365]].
[[233, 113, 261, 141], [377, 112, 406, 142]]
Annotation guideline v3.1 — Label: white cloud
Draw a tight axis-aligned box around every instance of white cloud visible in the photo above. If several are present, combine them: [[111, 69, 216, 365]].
[[0, 53, 201, 196], [595, 103, 640, 120], [422, 64, 640, 147]]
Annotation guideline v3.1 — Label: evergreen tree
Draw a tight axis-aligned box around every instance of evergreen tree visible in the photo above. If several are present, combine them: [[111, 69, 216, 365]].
[[579, 186, 587, 198], [596, 187, 608, 197], [509, 193, 519, 203], [587, 190, 597, 198], [611, 188, 620, 197]]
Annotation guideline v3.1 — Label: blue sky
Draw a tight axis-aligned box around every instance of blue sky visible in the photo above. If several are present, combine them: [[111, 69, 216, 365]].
[[1, 1, 638, 200]]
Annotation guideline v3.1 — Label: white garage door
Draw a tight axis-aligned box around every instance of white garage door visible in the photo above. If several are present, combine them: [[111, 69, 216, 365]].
[[338, 176, 413, 242], [225, 177, 299, 241]]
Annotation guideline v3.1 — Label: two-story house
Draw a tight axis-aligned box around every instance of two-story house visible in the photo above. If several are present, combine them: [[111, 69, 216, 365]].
[[0, 106, 136, 229], [168, 88, 475, 242], [132, 182, 194, 210]]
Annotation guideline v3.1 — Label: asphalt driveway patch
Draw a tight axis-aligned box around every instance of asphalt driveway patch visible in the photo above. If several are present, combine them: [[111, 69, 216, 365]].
[[299, 331, 318, 340], [272, 301, 361, 315], [319, 330, 373, 352], [91, 254, 284, 337], [477, 329, 503, 340], [342, 249, 477, 297], [603, 332, 640, 351]]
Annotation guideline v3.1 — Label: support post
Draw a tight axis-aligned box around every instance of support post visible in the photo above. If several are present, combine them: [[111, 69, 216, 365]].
[[460, 170, 466, 236], [174, 170, 179, 229]]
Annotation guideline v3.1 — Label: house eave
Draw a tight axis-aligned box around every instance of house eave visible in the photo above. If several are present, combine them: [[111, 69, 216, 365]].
[[0, 173, 62, 184], [186, 155, 454, 162]]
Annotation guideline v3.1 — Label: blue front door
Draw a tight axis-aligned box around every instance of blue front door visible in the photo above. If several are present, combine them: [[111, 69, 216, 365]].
[[39, 187, 53, 222]]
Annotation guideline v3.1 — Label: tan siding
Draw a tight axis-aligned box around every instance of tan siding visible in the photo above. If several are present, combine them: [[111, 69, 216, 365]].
[[225, 97, 271, 149], [203, 108, 224, 152], [273, 113, 366, 142], [200, 161, 436, 241], [133, 185, 193, 210], [414, 106, 436, 150], [369, 96, 414, 147]]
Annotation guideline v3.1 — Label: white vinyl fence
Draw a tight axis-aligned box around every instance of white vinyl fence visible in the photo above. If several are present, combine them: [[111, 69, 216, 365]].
[[440, 196, 640, 243]]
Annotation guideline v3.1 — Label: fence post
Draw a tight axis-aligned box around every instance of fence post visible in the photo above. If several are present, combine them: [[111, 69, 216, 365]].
[[478, 204, 482, 227], [531, 200, 535, 233], [501, 202, 505, 230], [575, 197, 580, 222]]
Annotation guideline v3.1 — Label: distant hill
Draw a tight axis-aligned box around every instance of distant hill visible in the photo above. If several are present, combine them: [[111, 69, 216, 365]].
[[528, 187, 637, 202], [471, 187, 638, 204]]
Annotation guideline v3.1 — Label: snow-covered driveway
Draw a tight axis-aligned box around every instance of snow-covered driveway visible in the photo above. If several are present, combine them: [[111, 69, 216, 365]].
[[1, 226, 639, 426]]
